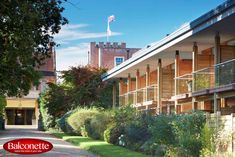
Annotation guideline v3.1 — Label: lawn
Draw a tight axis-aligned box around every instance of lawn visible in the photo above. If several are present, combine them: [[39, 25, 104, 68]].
[[51, 132, 150, 157]]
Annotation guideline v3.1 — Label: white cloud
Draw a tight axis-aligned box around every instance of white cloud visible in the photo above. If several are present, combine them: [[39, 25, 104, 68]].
[[56, 43, 89, 71], [54, 24, 122, 44]]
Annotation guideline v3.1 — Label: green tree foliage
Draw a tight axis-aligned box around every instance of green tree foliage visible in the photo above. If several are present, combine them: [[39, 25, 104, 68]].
[[39, 83, 70, 129], [0, 0, 68, 97], [61, 66, 113, 108], [39, 66, 113, 130], [0, 95, 6, 118]]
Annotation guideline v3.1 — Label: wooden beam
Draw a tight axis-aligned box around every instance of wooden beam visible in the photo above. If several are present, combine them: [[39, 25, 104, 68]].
[[118, 78, 124, 106], [214, 32, 221, 112], [127, 73, 131, 92], [192, 42, 198, 72], [136, 69, 140, 90], [146, 65, 150, 102], [175, 51, 180, 113], [192, 42, 198, 110], [157, 59, 162, 114], [146, 64, 150, 86], [112, 81, 117, 109], [135, 69, 140, 104], [214, 32, 221, 64]]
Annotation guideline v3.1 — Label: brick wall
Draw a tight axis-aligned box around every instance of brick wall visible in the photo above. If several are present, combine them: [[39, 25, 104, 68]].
[[89, 42, 140, 70]]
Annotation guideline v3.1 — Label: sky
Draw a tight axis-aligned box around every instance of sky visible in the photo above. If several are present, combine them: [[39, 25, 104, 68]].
[[54, 0, 226, 71]]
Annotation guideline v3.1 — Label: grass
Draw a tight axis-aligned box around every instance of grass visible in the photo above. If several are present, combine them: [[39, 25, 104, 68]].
[[51, 132, 150, 157]]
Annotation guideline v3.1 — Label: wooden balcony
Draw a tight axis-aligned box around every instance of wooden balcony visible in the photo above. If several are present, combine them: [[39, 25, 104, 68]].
[[172, 74, 192, 100], [192, 58, 235, 96], [119, 84, 158, 109]]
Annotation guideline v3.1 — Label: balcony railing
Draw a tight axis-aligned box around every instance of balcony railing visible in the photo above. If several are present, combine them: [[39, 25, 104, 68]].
[[193, 67, 215, 92], [119, 95, 125, 106], [119, 91, 136, 106], [119, 84, 158, 106], [215, 58, 235, 87], [192, 58, 235, 92], [136, 88, 145, 104], [175, 74, 192, 95], [146, 84, 158, 101]]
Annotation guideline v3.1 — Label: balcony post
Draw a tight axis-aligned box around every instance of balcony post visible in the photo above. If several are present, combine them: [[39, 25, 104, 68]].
[[157, 59, 162, 114], [119, 78, 123, 106], [214, 32, 221, 65], [175, 50, 180, 113], [127, 73, 131, 92], [112, 81, 117, 109], [127, 73, 131, 105], [214, 33, 221, 112], [192, 42, 198, 110], [145, 65, 150, 110], [136, 69, 140, 104], [146, 64, 150, 102]]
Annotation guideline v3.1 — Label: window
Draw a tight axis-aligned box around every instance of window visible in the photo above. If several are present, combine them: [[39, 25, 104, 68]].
[[114, 56, 125, 66]]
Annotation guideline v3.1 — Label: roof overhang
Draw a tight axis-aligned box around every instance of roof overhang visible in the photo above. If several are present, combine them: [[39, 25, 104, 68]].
[[102, 0, 235, 81]]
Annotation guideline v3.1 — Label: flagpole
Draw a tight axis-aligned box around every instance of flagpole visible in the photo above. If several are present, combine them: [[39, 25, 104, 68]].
[[107, 20, 109, 42]]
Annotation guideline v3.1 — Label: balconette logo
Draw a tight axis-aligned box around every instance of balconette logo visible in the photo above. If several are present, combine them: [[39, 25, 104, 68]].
[[3, 138, 53, 155]]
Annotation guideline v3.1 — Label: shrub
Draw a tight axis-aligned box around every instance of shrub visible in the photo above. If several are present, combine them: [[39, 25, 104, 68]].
[[113, 105, 137, 127], [172, 111, 206, 157], [125, 113, 153, 151], [57, 111, 75, 134], [0, 95, 6, 118], [67, 108, 99, 135], [104, 124, 125, 145], [200, 124, 215, 157], [38, 83, 71, 130], [85, 111, 113, 140], [39, 95, 56, 130], [103, 105, 138, 145], [149, 114, 176, 146]]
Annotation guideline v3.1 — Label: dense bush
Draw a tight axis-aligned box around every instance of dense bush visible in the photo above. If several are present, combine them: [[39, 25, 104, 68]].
[[85, 111, 113, 140], [104, 108, 206, 157], [104, 105, 138, 145], [104, 124, 125, 144], [125, 113, 153, 151], [39, 83, 71, 130], [57, 105, 208, 157], [171, 112, 206, 157], [67, 108, 100, 135], [0, 95, 6, 118], [57, 111, 75, 134]]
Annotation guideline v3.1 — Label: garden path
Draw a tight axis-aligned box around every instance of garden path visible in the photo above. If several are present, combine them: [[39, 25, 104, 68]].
[[0, 125, 97, 157]]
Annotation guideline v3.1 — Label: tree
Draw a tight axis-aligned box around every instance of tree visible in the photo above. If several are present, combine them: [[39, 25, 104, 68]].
[[38, 66, 113, 129], [39, 83, 70, 129], [61, 66, 113, 108], [0, 0, 68, 97]]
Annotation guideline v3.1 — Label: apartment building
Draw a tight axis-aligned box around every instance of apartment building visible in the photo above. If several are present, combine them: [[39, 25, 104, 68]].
[[102, 0, 235, 115]]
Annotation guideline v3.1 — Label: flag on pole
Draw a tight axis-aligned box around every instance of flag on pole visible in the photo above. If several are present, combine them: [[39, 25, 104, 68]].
[[108, 15, 115, 23], [107, 15, 115, 41]]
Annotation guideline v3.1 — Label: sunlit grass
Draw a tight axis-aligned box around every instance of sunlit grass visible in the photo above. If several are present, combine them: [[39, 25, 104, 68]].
[[51, 132, 150, 157]]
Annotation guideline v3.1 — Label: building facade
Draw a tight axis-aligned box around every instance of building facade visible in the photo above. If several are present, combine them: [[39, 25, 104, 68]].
[[89, 42, 140, 70], [5, 47, 56, 125], [103, 0, 235, 115]]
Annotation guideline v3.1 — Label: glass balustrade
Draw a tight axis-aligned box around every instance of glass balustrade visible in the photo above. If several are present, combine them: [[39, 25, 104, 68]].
[[215, 58, 235, 87], [146, 84, 158, 101], [175, 74, 192, 95], [193, 67, 215, 92]]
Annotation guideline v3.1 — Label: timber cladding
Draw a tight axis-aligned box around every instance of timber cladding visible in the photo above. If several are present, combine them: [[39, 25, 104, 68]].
[[220, 45, 235, 62], [162, 66, 174, 99]]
